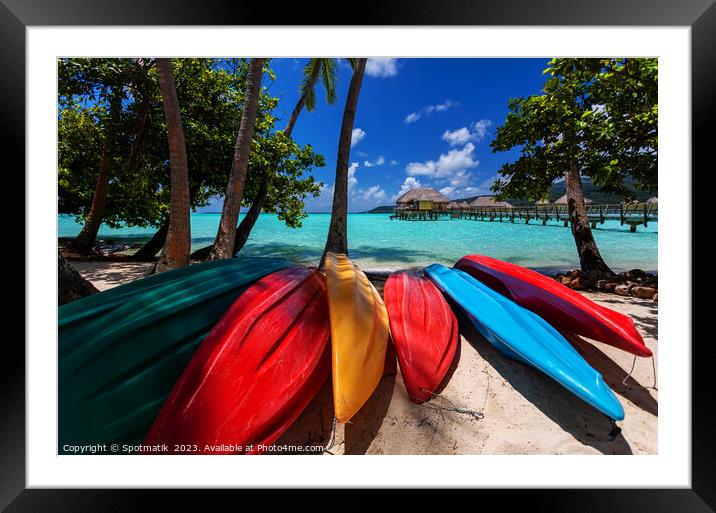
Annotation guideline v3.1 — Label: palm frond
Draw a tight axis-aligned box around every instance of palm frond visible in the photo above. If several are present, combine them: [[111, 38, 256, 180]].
[[305, 88, 316, 112], [300, 59, 322, 111], [319, 59, 338, 105]]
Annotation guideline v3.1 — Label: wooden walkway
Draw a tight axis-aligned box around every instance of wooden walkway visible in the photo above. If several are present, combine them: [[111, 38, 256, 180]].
[[391, 203, 658, 232]]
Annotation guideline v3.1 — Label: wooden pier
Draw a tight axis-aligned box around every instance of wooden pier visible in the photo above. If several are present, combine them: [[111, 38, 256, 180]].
[[392, 203, 658, 232]]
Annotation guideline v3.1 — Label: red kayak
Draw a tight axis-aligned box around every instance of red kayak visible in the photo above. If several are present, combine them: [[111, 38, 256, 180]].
[[384, 271, 459, 403], [145, 267, 331, 454], [455, 255, 651, 357]]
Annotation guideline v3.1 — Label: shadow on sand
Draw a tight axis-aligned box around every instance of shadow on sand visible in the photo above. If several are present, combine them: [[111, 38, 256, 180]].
[[566, 334, 658, 417], [456, 312, 634, 454]]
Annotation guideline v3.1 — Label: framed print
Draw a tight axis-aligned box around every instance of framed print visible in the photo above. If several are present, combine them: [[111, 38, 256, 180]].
[[2, 0, 714, 510]]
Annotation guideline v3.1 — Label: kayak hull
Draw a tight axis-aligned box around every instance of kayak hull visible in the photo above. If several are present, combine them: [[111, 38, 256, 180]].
[[325, 253, 390, 423], [425, 264, 624, 421], [145, 267, 331, 454], [455, 255, 651, 357], [58, 257, 292, 449], [384, 271, 458, 403]]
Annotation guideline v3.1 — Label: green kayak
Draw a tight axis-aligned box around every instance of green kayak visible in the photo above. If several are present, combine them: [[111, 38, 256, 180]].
[[58, 257, 292, 451]]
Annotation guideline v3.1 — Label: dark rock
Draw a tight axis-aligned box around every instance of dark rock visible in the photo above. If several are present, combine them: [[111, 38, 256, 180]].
[[629, 268, 648, 279], [569, 277, 584, 290], [604, 282, 617, 292], [596, 279, 609, 290]]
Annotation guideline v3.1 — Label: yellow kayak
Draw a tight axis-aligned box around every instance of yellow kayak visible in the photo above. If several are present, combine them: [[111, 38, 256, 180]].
[[325, 252, 390, 423]]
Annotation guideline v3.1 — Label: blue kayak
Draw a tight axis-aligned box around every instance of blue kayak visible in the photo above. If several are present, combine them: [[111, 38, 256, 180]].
[[424, 264, 624, 421]]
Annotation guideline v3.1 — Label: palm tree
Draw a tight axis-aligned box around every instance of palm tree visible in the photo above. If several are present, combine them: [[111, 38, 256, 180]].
[[208, 58, 265, 261], [72, 90, 122, 255], [154, 58, 191, 273], [232, 58, 339, 255], [320, 58, 367, 268]]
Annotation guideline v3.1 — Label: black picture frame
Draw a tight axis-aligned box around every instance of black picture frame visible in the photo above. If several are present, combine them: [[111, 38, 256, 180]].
[[1, 0, 713, 510]]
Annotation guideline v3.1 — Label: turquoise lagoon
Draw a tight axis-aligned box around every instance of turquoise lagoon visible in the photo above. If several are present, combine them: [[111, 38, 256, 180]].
[[58, 213, 658, 272]]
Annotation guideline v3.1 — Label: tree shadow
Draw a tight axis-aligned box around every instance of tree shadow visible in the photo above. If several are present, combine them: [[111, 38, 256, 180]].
[[343, 340, 398, 455], [456, 311, 633, 454], [565, 334, 658, 417], [272, 378, 335, 455]]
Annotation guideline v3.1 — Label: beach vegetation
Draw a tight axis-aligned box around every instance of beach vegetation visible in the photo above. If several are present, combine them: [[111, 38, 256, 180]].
[[491, 58, 657, 274]]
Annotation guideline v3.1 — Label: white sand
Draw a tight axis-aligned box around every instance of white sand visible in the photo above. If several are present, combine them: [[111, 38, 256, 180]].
[[74, 262, 657, 455]]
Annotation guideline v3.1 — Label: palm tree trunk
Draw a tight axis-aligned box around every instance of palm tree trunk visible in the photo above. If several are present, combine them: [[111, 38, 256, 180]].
[[132, 218, 169, 260], [320, 59, 367, 268], [233, 177, 269, 254], [564, 165, 614, 275], [230, 77, 313, 257], [58, 254, 98, 305], [155, 58, 191, 273], [208, 57, 265, 261], [73, 143, 110, 255]]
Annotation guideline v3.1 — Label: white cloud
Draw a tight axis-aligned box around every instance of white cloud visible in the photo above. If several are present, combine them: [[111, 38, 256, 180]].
[[360, 185, 387, 202], [394, 176, 423, 200], [442, 127, 473, 146], [439, 186, 455, 196], [404, 100, 458, 124], [404, 112, 421, 124], [406, 143, 479, 179], [442, 119, 493, 146], [471, 119, 493, 141], [389, 160, 399, 166], [363, 155, 385, 168], [365, 58, 399, 77], [348, 162, 359, 190], [351, 128, 366, 147]]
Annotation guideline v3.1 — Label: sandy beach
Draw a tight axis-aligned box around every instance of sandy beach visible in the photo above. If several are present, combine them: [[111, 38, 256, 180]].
[[72, 261, 658, 455]]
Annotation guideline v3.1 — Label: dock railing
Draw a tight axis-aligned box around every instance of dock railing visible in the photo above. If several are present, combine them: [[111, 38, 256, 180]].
[[392, 203, 658, 231]]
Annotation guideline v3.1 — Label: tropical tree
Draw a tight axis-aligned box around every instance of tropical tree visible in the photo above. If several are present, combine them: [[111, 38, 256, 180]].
[[320, 58, 367, 268], [233, 58, 338, 254], [58, 58, 278, 257], [490, 58, 657, 275], [154, 58, 191, 272], [58, 59, 154, 254], [208, 58, 266, 261], [190, 133, 325, 259]]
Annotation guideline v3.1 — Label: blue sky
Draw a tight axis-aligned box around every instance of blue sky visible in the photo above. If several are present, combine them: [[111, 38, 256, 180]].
[[199, 58, 551, 213]]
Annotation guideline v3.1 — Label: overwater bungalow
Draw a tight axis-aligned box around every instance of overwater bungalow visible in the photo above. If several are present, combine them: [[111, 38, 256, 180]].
[[447, 201, 459, 210], [469, 196, 513, 208], [395, 188, 451, 211], [394, 188, 451, 220]]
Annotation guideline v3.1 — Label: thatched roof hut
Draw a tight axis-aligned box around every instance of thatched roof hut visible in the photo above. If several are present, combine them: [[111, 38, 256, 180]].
[[458, 201, 470, 208], [395, 187, 451, 210], [647, 196, 658, 204], [554, 194, 592, 205], [469, 196, 513, 208], [447, 201, 459, 209]]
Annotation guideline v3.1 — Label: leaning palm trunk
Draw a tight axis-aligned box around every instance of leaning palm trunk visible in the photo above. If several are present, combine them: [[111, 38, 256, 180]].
[[320, 58, 367, 268], [208, 58, 265, 261], [564, 165, 614, 275], [73, 144, 110, 255], [155, 58, 191, 273]]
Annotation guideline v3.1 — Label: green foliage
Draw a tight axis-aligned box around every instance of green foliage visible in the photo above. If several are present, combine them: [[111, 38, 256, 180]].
[[490, 58, 657, 201], [58, 58, 323, 231], [242, 132, 325, 227]]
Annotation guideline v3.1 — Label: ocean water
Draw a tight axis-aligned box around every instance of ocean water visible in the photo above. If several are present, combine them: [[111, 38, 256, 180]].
[[58, 213, 658, 272]]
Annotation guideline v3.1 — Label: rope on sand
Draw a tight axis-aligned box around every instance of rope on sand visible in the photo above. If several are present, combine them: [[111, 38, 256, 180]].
[[622, 354, 657, 390], [322, 416, 338, 455], [412, 390, 484, 420]]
